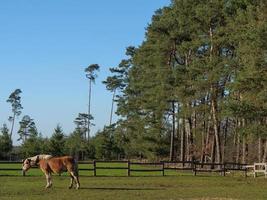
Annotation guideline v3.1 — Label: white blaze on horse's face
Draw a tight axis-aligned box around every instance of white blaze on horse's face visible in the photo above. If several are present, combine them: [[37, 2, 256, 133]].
[[22, 159, 31, 172]]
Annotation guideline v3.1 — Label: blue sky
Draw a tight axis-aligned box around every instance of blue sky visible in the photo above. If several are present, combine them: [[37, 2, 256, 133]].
[[0, 0, 170, 143]]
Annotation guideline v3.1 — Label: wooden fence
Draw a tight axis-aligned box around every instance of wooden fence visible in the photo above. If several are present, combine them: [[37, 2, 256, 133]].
[[0, 160, 248, 177]]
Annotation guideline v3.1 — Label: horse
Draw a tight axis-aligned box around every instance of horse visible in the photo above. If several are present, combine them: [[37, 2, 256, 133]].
[[22, 155, 80, 189], [22, 154, 53, 175]]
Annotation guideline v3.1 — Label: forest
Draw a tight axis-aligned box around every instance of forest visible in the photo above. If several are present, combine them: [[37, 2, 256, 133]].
[[1, 0, 266, 163]]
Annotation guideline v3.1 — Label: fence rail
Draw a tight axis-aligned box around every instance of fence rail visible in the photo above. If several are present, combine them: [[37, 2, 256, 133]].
[[0, 160, 248, 177]]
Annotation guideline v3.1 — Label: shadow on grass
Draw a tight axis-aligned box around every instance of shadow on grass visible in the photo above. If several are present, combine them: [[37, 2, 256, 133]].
[[79, 187, 166, 191]]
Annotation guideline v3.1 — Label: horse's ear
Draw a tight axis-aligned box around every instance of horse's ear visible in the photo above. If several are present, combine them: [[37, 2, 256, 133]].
[[27, 158, 31, 163]]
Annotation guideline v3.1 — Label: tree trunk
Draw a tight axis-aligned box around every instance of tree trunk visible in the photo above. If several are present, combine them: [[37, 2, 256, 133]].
[[169, 101, 175, 161], [204, 118, 211, 163], [258, 137, 262, 162], [210, 134, 216, 165], [211, 86, 222, 163], [236, 133, 240, 163], [9, 112, 16, 141], [242, 137, 248, 164], [185, 117, 193, 161], [180, 118, 185, 163], [262, 140, 267, 163], [200, 120, 206, 163], [222, 118, 229, 162], [88, 79, 92, 141], [176, 103, 180, 161], [233, 127, 236, 162], [209, 24, 222, 164], [110, 89, 116, 125]]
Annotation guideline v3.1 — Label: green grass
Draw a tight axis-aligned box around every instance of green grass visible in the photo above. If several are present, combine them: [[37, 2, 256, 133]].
[[1, 163, 267, 199], [1, 175, 267, 199]]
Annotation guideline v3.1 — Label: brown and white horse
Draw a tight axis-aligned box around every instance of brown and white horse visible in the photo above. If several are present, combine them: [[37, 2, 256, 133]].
[[22, 155, 80, 189]]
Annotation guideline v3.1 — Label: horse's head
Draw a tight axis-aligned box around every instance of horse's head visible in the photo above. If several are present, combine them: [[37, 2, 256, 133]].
[[22, 155, 42, 173], [22, 158, 32, 172]]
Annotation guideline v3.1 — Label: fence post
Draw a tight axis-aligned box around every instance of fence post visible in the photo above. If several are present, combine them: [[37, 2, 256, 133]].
[[194, 161, 197, 176], [127, 160, 130, 177], [254, 164, 256, 178], [162, 162, 165, 176], [93, 160, 96, 176], [223, 163, 226, 176]]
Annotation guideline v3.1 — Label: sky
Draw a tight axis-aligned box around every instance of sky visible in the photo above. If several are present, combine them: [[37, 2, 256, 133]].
[[0, 0, 171, 144]]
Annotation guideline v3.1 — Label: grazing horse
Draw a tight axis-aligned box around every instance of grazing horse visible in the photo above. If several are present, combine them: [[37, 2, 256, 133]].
[[23, 155, 80, 189], [22, 154, 53, 175]]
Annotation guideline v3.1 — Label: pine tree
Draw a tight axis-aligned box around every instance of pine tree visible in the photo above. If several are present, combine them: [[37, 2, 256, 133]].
[[48, 125, 65, 156], [85, 64, 100, 141], [0, 124, 12, 159], [6, 89, 23, 141]]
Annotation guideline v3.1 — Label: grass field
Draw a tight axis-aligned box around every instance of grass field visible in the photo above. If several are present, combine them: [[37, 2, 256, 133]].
[[1, 163, 267, 200]]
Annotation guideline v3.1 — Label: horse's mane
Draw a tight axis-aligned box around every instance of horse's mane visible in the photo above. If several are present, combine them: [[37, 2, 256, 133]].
[[25, 154, 53, 166]]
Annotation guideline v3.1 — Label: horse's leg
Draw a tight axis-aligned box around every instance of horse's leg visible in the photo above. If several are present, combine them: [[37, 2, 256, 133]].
[[40, 161, 52, 189], [75, 174, 80, 189], [69, 175, 74, 189], [70, 171, 80, 189], [76, 176, 80, 189], [74, 165, 80, 189], [48, 173, 52, 188], [45, 173, 52, 189]]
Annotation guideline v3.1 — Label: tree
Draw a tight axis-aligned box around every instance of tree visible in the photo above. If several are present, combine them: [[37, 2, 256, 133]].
[[48, 125, 65, 156], [20, 134, 44, 158], [64, 129, 87, 160], [74, 113, 94, 139], [226, 1, 267, 163], [19, 122, 43, 157], [6, 89, 23, 141], [17, 115, 37, 142], [103, 75, 123, 125], [85, 64, 100, 141], [0, 124, 12, 159], [91, 125, 122, 160], [101, 0, 266, 163]]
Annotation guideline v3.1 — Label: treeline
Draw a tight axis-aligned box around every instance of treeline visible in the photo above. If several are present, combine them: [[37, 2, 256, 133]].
[[1, 0, 266, 162], [101, 0, 267, 163], [0, 123, 114, 160]]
